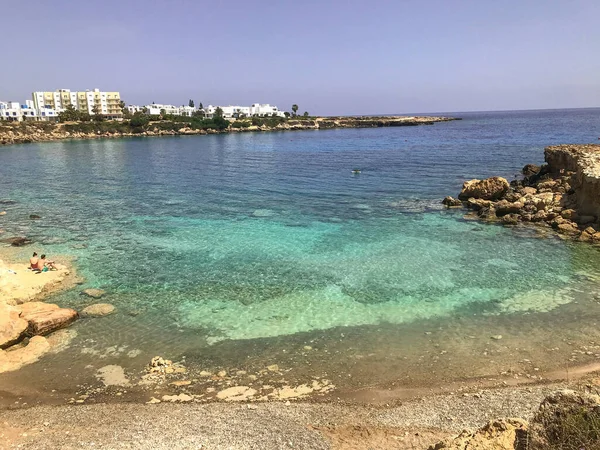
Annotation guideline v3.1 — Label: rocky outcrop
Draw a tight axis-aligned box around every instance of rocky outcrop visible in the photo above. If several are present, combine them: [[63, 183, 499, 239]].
[[0, 303, 28, 349], [458, 177, 510, 201], [528, 389, 600, 449], [430, 389, 600, 450], [446, 145, 600, 244], [18, 302, 78, 336], [0, 116, 458, 146], [545, 145, 600, 218], [429, 418, 528, 450]]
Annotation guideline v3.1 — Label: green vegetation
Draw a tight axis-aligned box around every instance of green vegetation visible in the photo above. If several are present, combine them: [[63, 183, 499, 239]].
[[292, 104, 299, 116]]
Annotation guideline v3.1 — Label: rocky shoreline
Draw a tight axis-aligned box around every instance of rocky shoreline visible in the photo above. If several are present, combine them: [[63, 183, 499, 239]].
[[0, 116, 458, 146], [0, 251, 114, 374], [444, 144, 600, 243]]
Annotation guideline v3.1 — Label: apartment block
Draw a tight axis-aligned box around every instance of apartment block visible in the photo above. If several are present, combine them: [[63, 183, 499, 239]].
[[32, 88, 122, 119]]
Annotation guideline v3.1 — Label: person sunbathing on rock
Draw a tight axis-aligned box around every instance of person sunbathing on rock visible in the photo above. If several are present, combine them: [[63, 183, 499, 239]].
[[29, 252, 39, 270], [35, 254, 57, 273]]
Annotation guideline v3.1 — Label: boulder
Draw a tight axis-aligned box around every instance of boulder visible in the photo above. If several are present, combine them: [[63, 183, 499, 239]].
[[81, 288, 106, 299], [466, 198, 493, 211], [556, 222, 580, 235], [477, 206, 497, 221], [20, 305, 78, 336], [442, 196, 463, 207], [1, 236, 32, 247], [520, 187, 538, 196], [501, 214, 520, 225], [0, 303, 28, 349], [522, 164, 541, 177], [81, 303, 116, 317], [495, 200, 524, 217], [429, 418, 528, 450], [561, 209, 577, 220], [458, 177, 510, 201], [503, 191, 522, 203], [531, 211, 548, 223]]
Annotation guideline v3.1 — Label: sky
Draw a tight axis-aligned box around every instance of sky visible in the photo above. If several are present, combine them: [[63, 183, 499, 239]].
[[2, 0, 600, 115]]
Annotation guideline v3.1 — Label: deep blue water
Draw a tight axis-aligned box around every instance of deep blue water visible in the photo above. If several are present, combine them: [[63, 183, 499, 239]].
[[1, 108, 600, 344]]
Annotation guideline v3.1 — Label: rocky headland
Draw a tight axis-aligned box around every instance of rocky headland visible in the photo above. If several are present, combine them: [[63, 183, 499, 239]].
[[444, 144, 600, 242], [0, 116, 458, 146]]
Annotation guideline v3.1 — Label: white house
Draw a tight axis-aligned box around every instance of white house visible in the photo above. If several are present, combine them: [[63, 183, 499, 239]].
[[249, 103, 285, 117], [203, 105, 250, 119], [0, 101, 41, 121]]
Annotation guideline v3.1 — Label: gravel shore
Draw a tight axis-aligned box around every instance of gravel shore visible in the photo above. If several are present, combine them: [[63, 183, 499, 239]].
[[0, 381, 571, 449]]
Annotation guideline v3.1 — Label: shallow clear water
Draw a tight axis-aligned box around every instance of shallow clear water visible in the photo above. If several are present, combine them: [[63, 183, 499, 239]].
[[1, 109, 600, 361]]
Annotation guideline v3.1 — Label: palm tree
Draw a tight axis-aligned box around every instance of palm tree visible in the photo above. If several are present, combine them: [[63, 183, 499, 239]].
[[292, 104, 299, 116]]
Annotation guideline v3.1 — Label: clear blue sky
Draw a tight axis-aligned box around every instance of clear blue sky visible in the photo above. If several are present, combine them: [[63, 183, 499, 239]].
[[2, 0, 599, 115]]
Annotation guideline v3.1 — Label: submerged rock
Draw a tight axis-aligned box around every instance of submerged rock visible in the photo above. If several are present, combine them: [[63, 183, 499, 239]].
[[81, 303, 116, 317], [81, 288, 106, 299], [1, 236, 33, 247]]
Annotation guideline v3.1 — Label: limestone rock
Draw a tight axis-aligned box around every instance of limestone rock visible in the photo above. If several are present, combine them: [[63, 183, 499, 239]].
[[520, 187, 537, 195], [429, 418, 528, 450], [81, 288, 106, 299], [0, 336, 51, 373], [466, 198, 493, 211], [495, 200, 524, 217], [442, 196, 463, 207], [458, 177, 509, 201], [529, 389, 600, 449], [21, 305, 78, 336], [0, 303, 28, 348], [556, 222, 580, 235], [81, 303, 115, 317], [522, 164, 541, 177]]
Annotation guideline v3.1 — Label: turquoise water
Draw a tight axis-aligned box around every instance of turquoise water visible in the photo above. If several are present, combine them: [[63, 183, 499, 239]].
[[1, 109, 600, 348]]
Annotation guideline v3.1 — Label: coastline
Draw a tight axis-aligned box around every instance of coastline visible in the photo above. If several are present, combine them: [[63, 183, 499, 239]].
[[0, 115, 458, 147], [3, 140, 600, 448]]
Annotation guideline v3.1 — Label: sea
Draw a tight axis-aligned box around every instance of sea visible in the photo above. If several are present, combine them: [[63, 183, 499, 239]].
[[1, 108, 600, 402]]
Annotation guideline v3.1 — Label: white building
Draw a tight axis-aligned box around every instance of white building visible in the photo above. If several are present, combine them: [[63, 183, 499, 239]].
[[249, 103, 285, 117], [0, 101, 44, 122], [203, 105, 251, 119]]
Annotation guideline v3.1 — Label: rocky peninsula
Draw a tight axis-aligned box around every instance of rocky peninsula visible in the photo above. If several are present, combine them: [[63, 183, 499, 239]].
[[444, 144, 600, 242], [0, 115, 458, 146]]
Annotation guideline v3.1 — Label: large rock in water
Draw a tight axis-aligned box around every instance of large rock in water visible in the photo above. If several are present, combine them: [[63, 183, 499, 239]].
[[0, 303, 28, 349], [458, 177, 510, 201], [429, 418, 528, 450], [81, 288, 106, 299], [81, 303, 116, 317], [18, 302, 78, 336]]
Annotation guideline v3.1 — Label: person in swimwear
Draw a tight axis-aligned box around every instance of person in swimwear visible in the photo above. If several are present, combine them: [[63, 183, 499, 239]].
[[29, 252, 39, 270]]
